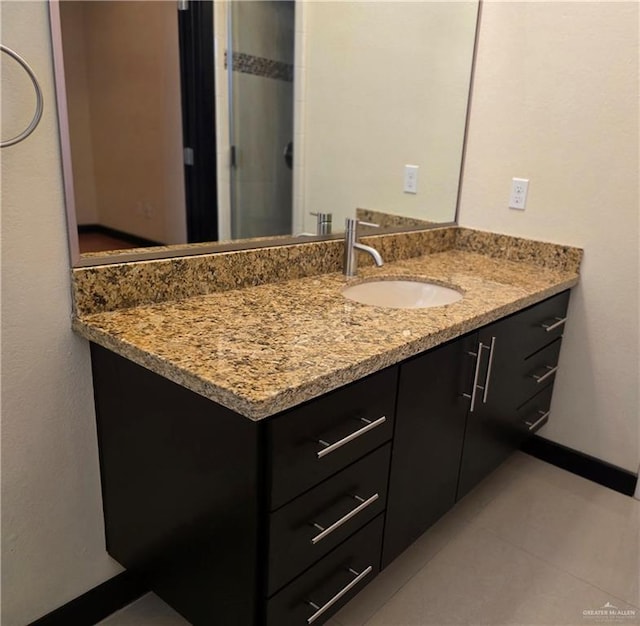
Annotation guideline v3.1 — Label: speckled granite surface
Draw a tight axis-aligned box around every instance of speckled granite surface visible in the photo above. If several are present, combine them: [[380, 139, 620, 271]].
[[73, 241, 581, 420], [356, 208, 435, 231], [72, 227, 457, 316], [455, 228, 584, 273]]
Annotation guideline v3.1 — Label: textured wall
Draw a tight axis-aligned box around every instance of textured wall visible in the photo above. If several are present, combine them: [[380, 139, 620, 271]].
[[1, 2, 121, 624], [458, 1, 639, 472]]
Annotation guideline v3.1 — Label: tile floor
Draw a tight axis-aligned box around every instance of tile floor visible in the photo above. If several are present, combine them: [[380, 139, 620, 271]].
[[99, 452, 639, 626]]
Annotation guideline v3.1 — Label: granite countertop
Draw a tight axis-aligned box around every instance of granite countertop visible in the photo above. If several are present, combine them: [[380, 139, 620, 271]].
[[73, 247, 580, 420]]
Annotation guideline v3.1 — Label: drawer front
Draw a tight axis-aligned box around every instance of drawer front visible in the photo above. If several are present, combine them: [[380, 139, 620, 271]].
[[516, 338, 562, 404], [517, 384, 554, 435], [269, 367, 398, 510], [512, 290, 570, 358], [266, 515, 384, 626], [268, 444, 390, 595]]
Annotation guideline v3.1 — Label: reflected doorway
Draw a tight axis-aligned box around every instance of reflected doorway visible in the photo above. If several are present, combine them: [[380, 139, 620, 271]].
[[58, 0, 294, 254]]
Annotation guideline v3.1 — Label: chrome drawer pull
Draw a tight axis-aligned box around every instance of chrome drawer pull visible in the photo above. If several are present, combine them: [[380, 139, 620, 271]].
[[316, 416, 386, 459], [310, 493, 379, 545], [462, 343, 485, 412], [525, 410, 550, 431], [482, 336, 496, 404], [541, 317, 567, 332], [532, 365, 558, 384], [306, 565, 373, 624]]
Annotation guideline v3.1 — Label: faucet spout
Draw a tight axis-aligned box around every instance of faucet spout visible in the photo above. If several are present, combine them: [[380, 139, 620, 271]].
[[343, 217, 384, 276], [353, 242, 384, 267]]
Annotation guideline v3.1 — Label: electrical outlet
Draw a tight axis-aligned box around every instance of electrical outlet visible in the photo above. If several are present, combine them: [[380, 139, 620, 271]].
[[404, 165, 419, 194], [143, 202, 153, 219], [509, 178, 529, 210]]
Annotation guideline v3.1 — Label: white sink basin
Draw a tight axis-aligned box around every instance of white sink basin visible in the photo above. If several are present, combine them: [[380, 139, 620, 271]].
[[342, 279, 463, 309]]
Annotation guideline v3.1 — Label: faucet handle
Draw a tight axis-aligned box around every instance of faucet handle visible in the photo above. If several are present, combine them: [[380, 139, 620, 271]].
[[345, 217, 379, 230]]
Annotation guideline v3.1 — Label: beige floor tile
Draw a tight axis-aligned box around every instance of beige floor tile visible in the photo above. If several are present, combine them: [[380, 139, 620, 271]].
[[363, 524, 639, 626], [471, 456, 640, 607], [451, 451, 534, 521], [333, 505, 471, 626], [97, 593, 190, 625]]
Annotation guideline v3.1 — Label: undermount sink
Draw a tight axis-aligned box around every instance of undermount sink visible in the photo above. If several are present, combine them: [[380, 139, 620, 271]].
[[342, 279, 463, 309]]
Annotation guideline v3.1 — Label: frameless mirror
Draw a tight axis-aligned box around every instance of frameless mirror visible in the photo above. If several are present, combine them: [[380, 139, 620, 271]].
[[50, 0, 479, 266]]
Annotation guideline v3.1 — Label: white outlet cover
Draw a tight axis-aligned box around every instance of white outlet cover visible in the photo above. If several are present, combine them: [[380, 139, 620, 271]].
[[404, 165, 419, 194], [509, 177, 529, 210]]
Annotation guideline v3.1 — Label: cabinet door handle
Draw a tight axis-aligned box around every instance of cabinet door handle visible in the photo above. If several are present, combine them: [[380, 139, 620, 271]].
[[310, 493, 379, 545], [532, 365, 558, 384], [463, 343, 485, 412], [541, 317, 567, 332], [482, 336, 496, 404], [317, 416, 386, 459], [525, 410, 550, 431], [306, 566, 373, 624]]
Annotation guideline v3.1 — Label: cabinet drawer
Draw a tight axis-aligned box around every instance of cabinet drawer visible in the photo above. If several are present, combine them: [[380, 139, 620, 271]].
[[266, 515, 384, 626], [511, 291, 570, 358], [516, 338, 562, 404], [517, 384, 554, 435], [268, 367, 398, 510], [268, 444, 390, 595]]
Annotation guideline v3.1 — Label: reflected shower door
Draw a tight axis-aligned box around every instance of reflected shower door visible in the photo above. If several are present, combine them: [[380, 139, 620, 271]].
[[228, 0, 294, 240]]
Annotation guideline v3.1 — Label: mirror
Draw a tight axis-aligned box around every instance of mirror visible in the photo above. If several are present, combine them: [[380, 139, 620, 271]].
[[50, 0, 479, 266]]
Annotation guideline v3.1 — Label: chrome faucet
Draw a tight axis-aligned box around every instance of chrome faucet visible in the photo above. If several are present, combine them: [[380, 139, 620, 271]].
[[344, 218, 384, 277], [310, 212, 332, 236]]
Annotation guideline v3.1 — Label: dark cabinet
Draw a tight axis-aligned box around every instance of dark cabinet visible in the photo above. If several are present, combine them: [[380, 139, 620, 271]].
[[91, 345, 397, 626], [383, 290, 571, 564], [457, 291, 570, 499], [382, 336, 474, 567], [268, 444, 390, 595], [89, 290, 571, 625], [266, 515, 384, 626], [267, 367, 397, 510], [456, 317, 522, 499]]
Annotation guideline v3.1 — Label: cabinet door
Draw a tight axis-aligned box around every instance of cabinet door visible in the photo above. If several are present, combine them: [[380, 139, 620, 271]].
[[457, 293, 570, 500], [457, 316, 518, 500], [382, 335, 475, 568]]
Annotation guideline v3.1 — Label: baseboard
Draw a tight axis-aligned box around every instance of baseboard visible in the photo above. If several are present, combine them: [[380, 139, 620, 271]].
[[522, 435, 638, 496], [28, 570, 147, 626], [77, 224, 163, 248]]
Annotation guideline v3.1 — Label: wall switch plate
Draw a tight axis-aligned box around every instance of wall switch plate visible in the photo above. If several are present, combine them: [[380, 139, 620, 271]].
[[404, 165, 419, 194], [509, 178, 529, 210]]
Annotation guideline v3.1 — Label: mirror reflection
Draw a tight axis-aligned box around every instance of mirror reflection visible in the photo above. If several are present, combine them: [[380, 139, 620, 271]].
[[52, 0, 479, 264]]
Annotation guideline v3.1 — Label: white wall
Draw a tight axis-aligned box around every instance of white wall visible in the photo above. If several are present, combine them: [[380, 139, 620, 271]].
[[0, 2, 122, 624], [459, 1, 639, 472]]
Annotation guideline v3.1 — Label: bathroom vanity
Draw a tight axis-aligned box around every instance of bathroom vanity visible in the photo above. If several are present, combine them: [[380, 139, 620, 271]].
[[73, 227, 581, 625]]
